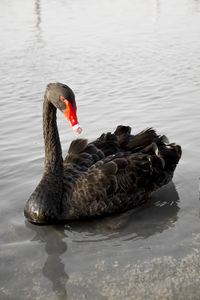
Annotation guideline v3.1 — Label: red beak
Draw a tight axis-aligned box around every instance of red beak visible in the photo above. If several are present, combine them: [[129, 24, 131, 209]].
[[63, 100, 82, 134]]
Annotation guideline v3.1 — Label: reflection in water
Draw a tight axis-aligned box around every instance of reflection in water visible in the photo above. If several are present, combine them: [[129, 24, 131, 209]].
[[35, 0, 41, 29], [129, 181, 180, 238], [191, 0, 200, 12], [25, 182, 179, 299], [153, 0, 160, 23], [67, 182, 180, 240], [26, 223, 68, 300], [34, 0, 44, 46]]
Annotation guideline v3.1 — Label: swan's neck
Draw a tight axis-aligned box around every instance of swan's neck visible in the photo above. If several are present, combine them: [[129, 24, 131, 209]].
[[43, 95, 63, 174]]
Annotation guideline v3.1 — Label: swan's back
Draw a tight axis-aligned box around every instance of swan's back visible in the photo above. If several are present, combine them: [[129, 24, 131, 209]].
[[61, 125, 181, 220]]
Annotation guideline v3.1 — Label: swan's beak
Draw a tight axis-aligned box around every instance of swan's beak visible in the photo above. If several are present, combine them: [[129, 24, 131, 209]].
[[63, 99, 82, 134]]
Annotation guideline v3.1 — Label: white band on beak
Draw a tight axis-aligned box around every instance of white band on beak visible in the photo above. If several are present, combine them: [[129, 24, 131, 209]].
[[72, 124, 82, 134]]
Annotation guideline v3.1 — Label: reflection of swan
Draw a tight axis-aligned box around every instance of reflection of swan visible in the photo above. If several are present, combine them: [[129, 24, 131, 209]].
[[24, 83, 181, 224], [68, 182, 180, 239], [153, 0, 160, 22], [26, 223, 68, 299], [24, 182, 179, 298], [191, 0, 200, 13], [34, 0, 41, 29], [34, 0, 44, 46]]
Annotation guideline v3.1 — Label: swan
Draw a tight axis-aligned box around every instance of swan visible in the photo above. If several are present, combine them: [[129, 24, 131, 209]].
[[24, 82, 182, 224]]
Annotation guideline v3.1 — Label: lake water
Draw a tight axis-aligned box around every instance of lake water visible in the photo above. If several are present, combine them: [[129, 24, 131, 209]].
[[0, 0, 200, 299]]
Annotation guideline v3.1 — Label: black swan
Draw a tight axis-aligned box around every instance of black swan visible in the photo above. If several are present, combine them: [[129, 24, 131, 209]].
[[24, 82, 182, 224]]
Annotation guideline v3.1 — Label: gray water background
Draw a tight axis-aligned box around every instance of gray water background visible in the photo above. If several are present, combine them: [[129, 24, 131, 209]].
[[0, 0, 200, 299]]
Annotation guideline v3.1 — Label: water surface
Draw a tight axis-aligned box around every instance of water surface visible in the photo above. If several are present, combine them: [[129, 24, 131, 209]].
[[0, 0, 200, 299]]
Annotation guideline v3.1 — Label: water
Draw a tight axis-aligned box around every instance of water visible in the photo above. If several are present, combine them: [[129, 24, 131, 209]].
[[0, 0, 200, 299]]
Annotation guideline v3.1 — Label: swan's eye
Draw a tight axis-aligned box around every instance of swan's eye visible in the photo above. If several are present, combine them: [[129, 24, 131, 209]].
[[60, 96, 65, 102]]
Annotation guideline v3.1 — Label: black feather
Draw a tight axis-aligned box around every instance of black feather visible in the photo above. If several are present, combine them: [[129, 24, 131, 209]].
[[68, 139, 88, 154]]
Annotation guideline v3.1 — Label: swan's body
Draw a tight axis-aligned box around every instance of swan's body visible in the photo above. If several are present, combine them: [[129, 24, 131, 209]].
[[24, 83, 181, 224]]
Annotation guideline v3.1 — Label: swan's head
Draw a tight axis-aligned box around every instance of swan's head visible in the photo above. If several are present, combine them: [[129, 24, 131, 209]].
[[46, 82, 82, 134]]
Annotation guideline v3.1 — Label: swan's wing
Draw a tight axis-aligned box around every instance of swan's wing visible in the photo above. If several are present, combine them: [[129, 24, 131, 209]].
[[92, 125, 164, 154], [62, 126, 181, 219], [64, 138, 105, 171], [64, 140, 180, 220], [62, 138, 106, 201], [63, 125, 161, 172]]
